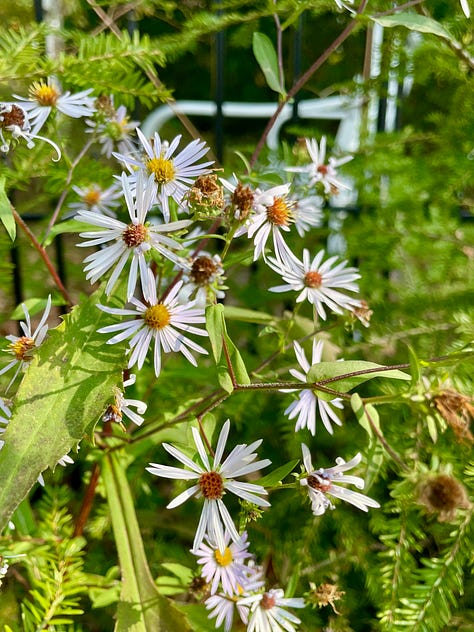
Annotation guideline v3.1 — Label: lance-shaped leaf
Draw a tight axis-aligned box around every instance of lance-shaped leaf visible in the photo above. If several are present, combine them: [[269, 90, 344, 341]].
[[206, 304, 250, 393], [102, 451, 193, 632], [372, 13, 454, 43], [0, 176, 15, 241], [307, 360, 410, 393], [0, 288, 125, 532], [252, 32, 286, 96]]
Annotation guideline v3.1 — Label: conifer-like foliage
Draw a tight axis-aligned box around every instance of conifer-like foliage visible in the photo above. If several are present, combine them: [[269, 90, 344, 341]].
[[0, 1, 473, 631]]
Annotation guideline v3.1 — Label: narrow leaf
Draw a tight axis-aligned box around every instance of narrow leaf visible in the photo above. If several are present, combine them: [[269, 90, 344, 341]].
[[102, 451, 193, 632], [0, 176, 15, 241], [372, 13, 454, 42], [252, 32, 286, 96], [257, 459, 299, 487], [307, 360, 410, 393]]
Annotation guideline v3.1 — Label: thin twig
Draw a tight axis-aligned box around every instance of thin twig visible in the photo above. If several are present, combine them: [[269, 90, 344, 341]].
[[12, 206, 73, 307], [250, 0, 369, 168]]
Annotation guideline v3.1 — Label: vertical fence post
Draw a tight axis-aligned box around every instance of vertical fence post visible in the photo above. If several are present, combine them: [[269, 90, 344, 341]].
[[215, 0, 225, 164]]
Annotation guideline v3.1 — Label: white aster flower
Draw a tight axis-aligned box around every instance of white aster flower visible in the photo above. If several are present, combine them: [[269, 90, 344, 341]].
[[102, 374, 147, 428], [114, 128, 213, 222], [13, 80, 95, 135], [239, 588, 305, 632], [460, 0, 470, 16], [300, 444, 380, 515], [287, 136, 353, 195], [146, 419, 271, 553], [284, 340, 343, 436], [268, 247, 361, 320], [69, 182, 122, 217], [86, 98, 139, 158], [0, 296, 52, 386], [180, 253, 227, 307], [292, 195, 324, 237], [193, 530, 253, 595], [76, 171, 191, 300], [98, 270, 208, 377], [0, 103, 61, 159]]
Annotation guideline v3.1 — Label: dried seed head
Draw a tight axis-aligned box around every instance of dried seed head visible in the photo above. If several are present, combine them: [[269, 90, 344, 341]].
[[231, 182, 254, 220], [433, 389, 474, 444], [418, 473, 471, 521]]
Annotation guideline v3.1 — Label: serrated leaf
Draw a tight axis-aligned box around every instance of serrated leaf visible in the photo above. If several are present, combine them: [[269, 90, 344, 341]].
[[307, 360, 410, 393], [252, 32, 286, 96], [257, 459, 298, 487], [0, 287, 126, 531], [372, 13, 454, 42], [0, 176, 15, 241]]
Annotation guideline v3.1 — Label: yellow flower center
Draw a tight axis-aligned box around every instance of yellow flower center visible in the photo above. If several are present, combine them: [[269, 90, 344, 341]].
[[122, 223, 148, 248], [146, 156, 175, 184], [83, 189, 101, 207], [304, 271, 323, 289], [9, 336, 35, 361], [214, 547, 233, 567], [144, 304, 171, 330], [199, 471, 224, 500], [266, 196, 292, 226], [29, 82, 59, 106]]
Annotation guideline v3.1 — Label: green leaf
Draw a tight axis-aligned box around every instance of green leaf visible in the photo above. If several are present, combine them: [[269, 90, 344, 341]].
[[351, 393, 381, 437], [307, 360, 410, 393], [205, 304, 250, 392], [0, 286, 126, 531], [42, 219, 95, 246], [223, 305, 275, 325], [0, 176, 15, 241], [372, 13, 454, 43], [257, 460, 299, 487], [10, 296, 65, 320], [252, 32, 286, 96], [102, 451, 193, 632]]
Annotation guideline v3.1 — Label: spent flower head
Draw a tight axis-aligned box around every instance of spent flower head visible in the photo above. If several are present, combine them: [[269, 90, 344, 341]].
[[102, 374, 147, 428], [300, 444, 380, 515], [180, 253, 227, 307], [146, 419, 271, 553], [98, 269, 208, 377], [0, 103, 60, 158], [86, 96, 139, 158]]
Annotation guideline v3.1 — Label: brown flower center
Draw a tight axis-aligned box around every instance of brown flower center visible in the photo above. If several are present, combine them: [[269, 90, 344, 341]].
[[144, 304, 171, 330], [307, 474, 332, 493], [199, 471, 224, 500], [261, 592, 277, 610], [190, 256, 218, 286], [214, 547, 233, 567], [9, 336, 35, 361], [146, 156, 175, 184], [122, 223, 148, 248], [304, 271, 323, 288], [29, 82, 59, 106], [266, 197, 292, 226], [317, 164, 329, 175], [232, 182, 254, 219], [0, 105, 26, 129]]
